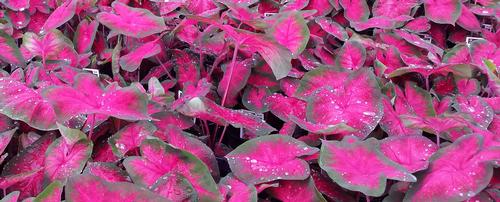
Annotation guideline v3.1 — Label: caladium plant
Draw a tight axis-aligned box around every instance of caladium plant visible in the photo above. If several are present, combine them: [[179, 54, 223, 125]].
[[0, 0, 498, 201]]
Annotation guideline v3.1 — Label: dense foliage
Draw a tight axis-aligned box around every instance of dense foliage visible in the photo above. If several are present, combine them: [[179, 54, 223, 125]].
[[0, 0, 498, 201]]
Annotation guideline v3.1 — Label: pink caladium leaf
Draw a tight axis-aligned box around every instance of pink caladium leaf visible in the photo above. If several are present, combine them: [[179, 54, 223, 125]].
[[177, 97, 276, 137], [120, 39, 161, 72], [293, 66, 350, 97], [73, 19, 98, 54], [123, 139, 221, 201], [83, 162, 128, 183], [223, 27, 292, 79], [266, 178, 326, 202], [44, 125, 92, 182], [2, 134, 55, 199], [21, 29, 71, 63], [379, 97, 422, 137], [305, 68, 383, 138], [404, 82, 436, 117], [315, 17, 348, 41], [42, 73, 150, 122], [0, 0, 29, 11], [96, 2, 166, 38], [319, 136, 416, 197], [404, 134, 500, 201], [469, 40, 500, 67], [226, 135, 319, 185], [0, 170, 40, 194], [339, 0, 370, 22], [372, 0, 418, 18], [0, 30, 26, 67], [454, 95, 494, 129], [424, 0, 462, 25], [66, 174, 166, 202], [442, 44, 470, 64], [217, 58, 252, 107], [394, 29, 444, 57], [335, 40, 366, 70], [380, 135, 438, 173], [268, 12, 309, 58], [0, 77, 57, 130], [162, 126, 219, 179], [456, 4, 481, 32], [0, 191, 19, 202], [40, 0, 77, 33], [108, 121, 156, 158], [218, 173, 257, 202], [242, 86, 271, 113], [403, 17, 431, 33], [32, 181, 63, 202]]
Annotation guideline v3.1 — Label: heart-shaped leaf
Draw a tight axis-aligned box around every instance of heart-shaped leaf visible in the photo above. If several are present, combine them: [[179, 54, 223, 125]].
[[305, 68, 383, 138], [0, 77, 57, 130], [339, 0, 370, 22], [405, 134, 500, 201], [315, 17, 348, 41], [41, 0, 77, 33], [42, 73, 150, 122], [335, 40, 366, 70], [44, 125, 92, 182], [319, 136, 416, 197], [66, 174, 166, 202], [22, 29, 71, 63], [380, 135, 438, 173], [96, 2, 166, 38], [123, 139, 221, 202], [424, 0, 462, 25], [226, 135, 319, 185], [73, 19, 98, 54], [108, 121, 156, 158], [268, 12, 309, 57]]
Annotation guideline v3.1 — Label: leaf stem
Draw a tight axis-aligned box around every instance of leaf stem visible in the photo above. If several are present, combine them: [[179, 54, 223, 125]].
[[221, 43, 240, 107]]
